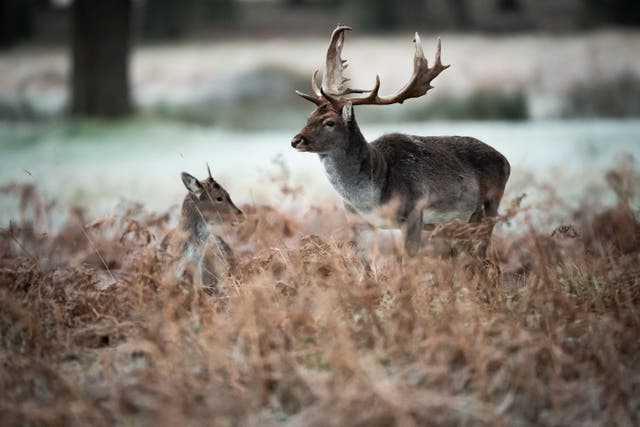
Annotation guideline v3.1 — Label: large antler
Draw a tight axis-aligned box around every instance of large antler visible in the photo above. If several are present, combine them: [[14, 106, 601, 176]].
[[297, 26, 449, 108], [296, 25, 370, 105], [348, 33, 449, 106]]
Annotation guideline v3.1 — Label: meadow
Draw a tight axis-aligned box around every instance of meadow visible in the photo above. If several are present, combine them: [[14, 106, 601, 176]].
[[1, 154, 639, 426]]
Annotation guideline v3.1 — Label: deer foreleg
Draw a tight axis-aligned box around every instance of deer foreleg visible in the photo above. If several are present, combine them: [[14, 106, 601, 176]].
[[343, 202, 375, 278], [404, 210, 423, 257]]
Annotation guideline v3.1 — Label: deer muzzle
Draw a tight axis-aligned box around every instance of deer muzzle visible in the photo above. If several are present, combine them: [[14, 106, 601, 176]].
[[231, 206, 245, 226], [291, 134, 308, 150]]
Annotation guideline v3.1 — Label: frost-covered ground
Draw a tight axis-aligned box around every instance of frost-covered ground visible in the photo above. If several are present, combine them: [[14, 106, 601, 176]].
[[1, 33, 639, 226], [1, 118, 639, 228]]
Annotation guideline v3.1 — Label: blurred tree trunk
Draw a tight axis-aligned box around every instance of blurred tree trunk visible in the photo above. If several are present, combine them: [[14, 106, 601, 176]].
[[71, 0, 132, 118]]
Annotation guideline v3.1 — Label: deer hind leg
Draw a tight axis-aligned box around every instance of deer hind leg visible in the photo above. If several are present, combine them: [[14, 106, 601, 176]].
[[350, 223, 376, 278], [343, 202, 378, 278], [404, 210, 423, 257]]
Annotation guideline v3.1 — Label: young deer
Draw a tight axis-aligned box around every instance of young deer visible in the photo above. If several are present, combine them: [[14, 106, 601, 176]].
[[161, 165, 243, 295], [291, 25, 510, 257]]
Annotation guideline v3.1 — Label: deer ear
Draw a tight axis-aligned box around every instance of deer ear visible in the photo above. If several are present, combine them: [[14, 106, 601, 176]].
[[342, 101, 353, 122], [181, 172, 203, 195]]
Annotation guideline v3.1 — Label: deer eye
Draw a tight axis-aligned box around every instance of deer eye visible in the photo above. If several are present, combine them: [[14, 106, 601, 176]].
[[216, 197, 223, 202], [323, 120, 335, 128]]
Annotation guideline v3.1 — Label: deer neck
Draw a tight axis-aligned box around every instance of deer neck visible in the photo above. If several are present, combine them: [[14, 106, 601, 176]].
[[319, 121, 387, 212], [178, 196, 210, 247]]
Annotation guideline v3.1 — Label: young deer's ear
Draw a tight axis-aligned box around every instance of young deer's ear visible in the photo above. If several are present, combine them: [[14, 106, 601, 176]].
[[342, 101, 353, 123], [181, 172, 203, 195]]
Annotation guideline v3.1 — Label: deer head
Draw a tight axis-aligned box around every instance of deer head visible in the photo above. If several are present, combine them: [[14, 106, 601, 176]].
[[290, 101, 355, 153], [291, 25, 449, 153], [180, 165, 244, 226]]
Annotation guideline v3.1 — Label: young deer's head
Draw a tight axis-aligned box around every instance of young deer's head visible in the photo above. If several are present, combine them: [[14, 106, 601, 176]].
[[180, 166, 243, 227], [292, 25, 448, 153]]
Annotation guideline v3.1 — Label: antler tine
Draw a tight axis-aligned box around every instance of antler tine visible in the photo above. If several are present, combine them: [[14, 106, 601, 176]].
[[298, 24, 364, 107], [350, 33, 449, 106], [206, 163, 214, 181], [321, 25, 352, 96], [311, 69, 321, 97], [296, 25, 352, 106], [341, 74, 381, 105], [320, 87, 340, 109], [336, 87, 372, 95], [425, 36, 449, 86], [295, 90, 323, 105], [294, 69, 323, 105]]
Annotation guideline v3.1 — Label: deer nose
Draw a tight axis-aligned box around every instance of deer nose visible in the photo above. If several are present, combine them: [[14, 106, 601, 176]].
[[291, 135, 304, 148]]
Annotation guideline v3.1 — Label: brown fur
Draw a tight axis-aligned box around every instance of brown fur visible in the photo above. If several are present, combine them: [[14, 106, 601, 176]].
[[161, 170, 243, 295], [293, 102, 510, 257]]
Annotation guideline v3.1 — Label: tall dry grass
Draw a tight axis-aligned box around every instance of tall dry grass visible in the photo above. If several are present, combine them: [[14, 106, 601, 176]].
[[1, 166, 639, 427]]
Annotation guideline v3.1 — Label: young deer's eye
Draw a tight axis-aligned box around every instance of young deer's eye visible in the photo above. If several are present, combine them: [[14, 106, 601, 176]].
[[323, 120, 335, 128], [216, 197, 223, 202]]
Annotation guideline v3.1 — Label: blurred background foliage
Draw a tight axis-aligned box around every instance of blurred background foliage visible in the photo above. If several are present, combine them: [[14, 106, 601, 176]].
[[0, 0, 639, 126], [3, 0, 640, 44]]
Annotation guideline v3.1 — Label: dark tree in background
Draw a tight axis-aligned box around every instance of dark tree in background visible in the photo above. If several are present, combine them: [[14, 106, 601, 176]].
[[143, 0, 192, 39], [450, 0, 472, 29], [354, 0, 426, 31], [364, 0, 397, 31], [584, 0, 640, 27], [497, 0, 520, 13], [71, 0, 132, 118], [0, 0, 36, 47], [143, 0, 236, 40]]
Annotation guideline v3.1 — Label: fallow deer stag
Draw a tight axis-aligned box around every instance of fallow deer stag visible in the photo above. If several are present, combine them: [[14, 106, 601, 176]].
[[161, 165, 244, 295], [291, 25, 510, 256]]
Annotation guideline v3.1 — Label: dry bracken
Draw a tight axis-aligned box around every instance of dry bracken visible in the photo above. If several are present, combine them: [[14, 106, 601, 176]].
[[0, 165, 639, 427]]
